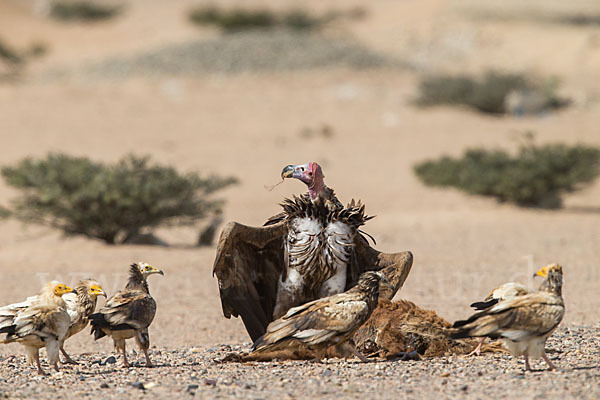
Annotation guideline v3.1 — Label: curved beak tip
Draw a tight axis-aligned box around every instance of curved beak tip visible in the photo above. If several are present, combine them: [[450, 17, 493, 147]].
[[71, 289, 78, 295], [158, 270, 165, 276], [281, 165, 295, 179]]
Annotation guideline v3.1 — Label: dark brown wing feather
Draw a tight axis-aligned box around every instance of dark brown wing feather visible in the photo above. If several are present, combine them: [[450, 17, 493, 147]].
[[212, 221, 287, 342], [351, 234, 413, 300], [89, 289, 156, 339]]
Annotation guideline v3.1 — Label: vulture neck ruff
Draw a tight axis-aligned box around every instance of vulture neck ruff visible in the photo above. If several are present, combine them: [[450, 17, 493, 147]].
[[125, 264, 150, 293], [278, 195, 373, 301]]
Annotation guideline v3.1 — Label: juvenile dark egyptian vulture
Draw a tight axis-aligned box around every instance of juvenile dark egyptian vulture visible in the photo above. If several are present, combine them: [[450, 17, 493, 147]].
[[213, 162, 413, 342], [246, 271, 386, 361], [452, 264, 564, 371], [0, 282, 75, 375], [89, 262, 163, 367]]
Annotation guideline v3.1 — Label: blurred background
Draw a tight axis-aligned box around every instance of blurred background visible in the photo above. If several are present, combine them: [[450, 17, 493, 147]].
[[0, 0, 599, 350]]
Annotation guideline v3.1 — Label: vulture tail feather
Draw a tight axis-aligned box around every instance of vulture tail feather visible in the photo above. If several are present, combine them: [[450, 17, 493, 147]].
[[470, 298, 499, 310]]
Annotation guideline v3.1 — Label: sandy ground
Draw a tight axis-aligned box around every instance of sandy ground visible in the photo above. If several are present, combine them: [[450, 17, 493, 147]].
[[0, 0, 599, 398]]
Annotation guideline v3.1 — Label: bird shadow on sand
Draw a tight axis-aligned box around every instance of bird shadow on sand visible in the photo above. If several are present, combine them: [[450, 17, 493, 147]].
[[570, 365, 600, 371], [563, 205, 600, 214]]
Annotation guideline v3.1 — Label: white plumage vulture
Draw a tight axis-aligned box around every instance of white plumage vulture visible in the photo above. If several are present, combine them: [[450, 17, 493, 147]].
[[452, 264, 564, 371], [0, 282, 75, 374]]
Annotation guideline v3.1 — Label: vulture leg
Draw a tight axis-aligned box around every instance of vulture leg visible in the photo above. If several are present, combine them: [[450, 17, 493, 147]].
[[467, 337, 486, 357], [136, 329, 153, 367], [27, 346, 46, 376], [46, 340, 60, 372], [524, 352, 531, 372], [542, 351, 557, 371], [60, 341, 78, 365], [114, 339, 129, 368], [337, 341, 371, 363]]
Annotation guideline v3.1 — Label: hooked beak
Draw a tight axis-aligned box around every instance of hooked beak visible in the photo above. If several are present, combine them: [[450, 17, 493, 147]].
[[281, 165, 295, 179], [71, 288, 78, 295]]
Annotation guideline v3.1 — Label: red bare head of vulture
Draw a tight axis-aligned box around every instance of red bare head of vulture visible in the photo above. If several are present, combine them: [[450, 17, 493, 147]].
[[281, 162, 325, 201]]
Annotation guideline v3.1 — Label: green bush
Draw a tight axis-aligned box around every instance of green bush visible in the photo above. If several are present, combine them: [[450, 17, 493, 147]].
[[0, 206, 10, 219], [0, 40, 23, 65], [415, 71, 565, 115], [188, 7, 326, 32], [50, 1, 121, 22], [1, 154, 237, 244], [414, 143, 600, 208]]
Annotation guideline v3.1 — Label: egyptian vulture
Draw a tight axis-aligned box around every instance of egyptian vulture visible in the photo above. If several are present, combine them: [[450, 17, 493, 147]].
[[213, 162, 413, 342], [467, 282, 532, 356], [89, 262, 163, 367], [0, 282, 75, 374], [0, 279, 106, 364], [245, 271, 386, 362], [61, 279, 106, 363], [452, 264, 564, 371]]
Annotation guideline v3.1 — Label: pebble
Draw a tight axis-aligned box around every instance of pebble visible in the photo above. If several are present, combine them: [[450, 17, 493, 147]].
[[103, 356, 116, 365], [131, 382, 145, 390]]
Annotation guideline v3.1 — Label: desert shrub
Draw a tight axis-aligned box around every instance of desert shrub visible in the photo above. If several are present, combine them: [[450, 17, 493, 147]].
[[414, 143, 600, 208], [1, 154, 237, 244], [555, 14, 600, 26], [0, 206, 10, 219], [50, 1, 121, 22], [188, 6, 327, 32], [415, 71, 565, 115], [0, 40, 23, 65]]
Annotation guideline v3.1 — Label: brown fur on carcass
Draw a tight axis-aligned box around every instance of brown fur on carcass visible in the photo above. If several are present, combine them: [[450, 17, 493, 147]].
[[353, 299, 506, 358]]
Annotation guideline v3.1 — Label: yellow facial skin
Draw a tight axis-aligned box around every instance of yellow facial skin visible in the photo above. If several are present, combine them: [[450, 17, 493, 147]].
[[535, 263, 562, 277], [139, 263, 165, 277], [54, 284, 75, 296], [89, 284, 107, 298]]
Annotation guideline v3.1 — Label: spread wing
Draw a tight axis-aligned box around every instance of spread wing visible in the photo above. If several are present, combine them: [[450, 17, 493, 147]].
[[89, 290, 156, 339], [213, 221, 287, 342], [351, 234, 414, 301], [213, 221, 414, 342]]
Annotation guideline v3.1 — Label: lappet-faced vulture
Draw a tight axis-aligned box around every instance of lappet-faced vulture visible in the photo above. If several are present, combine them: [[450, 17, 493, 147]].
[[213, 162, 413, 342]]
